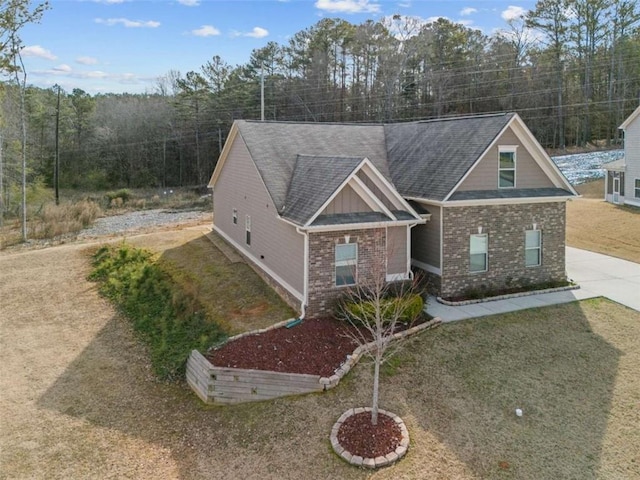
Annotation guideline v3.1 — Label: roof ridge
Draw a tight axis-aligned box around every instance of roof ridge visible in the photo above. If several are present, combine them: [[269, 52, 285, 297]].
[[414, 112, 513, 124]]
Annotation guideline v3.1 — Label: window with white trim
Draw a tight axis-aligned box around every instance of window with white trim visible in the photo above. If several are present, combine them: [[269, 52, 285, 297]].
[[635, 179, 640, 199], [470, 234, 488, 273], [525, 229, 541, 267], [335, 243, 357, 286], [232, 208, 238, 225], [245, 215, 251, 246], [498, 147, 517, 188]]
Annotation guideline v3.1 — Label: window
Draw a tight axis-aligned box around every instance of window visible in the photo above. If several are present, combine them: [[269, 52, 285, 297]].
[[470, 234, 488, 273], [232, 208, 238, 225], [245, 215, 251, 246], [525, 229, 541, 267], [335, 243, 357, 286], [635, 179, 640, 199], [498, 147, 517, 188]]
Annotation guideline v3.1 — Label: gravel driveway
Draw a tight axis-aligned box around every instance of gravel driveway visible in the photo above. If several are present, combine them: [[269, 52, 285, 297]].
[[78, 209, 211, 238]]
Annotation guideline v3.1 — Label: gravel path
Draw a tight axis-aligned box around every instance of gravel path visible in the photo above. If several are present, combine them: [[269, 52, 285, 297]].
[[78, 209, 211, 238]]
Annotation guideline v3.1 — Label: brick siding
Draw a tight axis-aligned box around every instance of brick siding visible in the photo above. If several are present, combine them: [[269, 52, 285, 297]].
[[439, 202, 566, 299], [306, 228, 386, 318]]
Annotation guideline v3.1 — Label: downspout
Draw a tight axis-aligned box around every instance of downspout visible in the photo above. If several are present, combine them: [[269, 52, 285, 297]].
[[407, 223, 416, 280], [296, 226, 309, 319]]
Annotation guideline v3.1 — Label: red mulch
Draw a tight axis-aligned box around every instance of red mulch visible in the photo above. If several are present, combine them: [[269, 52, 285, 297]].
[[338, 411, 402, 458], [206, 317, 359, 377]]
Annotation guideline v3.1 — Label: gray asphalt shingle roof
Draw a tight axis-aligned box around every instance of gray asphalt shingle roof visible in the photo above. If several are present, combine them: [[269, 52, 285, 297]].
[[231, 113, 568, 226], [448, 188, 574, 201], [237, 121, 388, 211], [282, 155, 363, 225], [385, 113, 515, 201]]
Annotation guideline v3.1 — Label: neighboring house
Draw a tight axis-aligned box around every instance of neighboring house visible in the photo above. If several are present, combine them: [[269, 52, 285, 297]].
[[208, 113, 578, 318], [604, 105, 640, 207]]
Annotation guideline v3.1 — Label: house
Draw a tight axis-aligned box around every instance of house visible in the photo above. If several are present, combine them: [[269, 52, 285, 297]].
[[604, 105, 640, 207], [208, 113, 578, 318]]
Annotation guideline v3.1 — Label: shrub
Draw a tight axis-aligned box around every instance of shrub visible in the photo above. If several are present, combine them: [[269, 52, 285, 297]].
[[105, 189, 131, 207], [89, 244, 227, 380], [342, 293, 424, 326]]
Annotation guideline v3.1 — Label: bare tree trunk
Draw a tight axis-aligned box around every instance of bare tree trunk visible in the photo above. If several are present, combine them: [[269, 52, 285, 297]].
[[371, 347, 381, 425]]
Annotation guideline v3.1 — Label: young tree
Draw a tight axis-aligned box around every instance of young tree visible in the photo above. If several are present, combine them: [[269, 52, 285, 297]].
[[1, 0, 49, 240], [337, 253, 427, 426]]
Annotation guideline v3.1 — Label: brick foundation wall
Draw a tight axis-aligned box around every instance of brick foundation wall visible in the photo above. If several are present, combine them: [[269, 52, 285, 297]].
[[439, 202, 567, 299], [306, 228, 386, 318]]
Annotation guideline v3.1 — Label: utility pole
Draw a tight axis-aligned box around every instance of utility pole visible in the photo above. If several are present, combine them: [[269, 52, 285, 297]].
[[261, 62, 265, 122], [0, 132, 3, 228], [54, 84, 60, 205]]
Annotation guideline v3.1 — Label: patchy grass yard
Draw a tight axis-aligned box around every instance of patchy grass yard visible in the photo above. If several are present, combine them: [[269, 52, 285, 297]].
[[567, 179, 640, 263], [1, 228, 638, 479]]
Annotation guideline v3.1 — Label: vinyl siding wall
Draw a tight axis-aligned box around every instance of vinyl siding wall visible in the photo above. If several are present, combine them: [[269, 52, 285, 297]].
[[322, 184, 371, 214], [624, 113, 640, 207], [457, 127, 555, 191], [386, 226, 408, 275], [213, 137, 305, 299], [411, 204, 441, 270]]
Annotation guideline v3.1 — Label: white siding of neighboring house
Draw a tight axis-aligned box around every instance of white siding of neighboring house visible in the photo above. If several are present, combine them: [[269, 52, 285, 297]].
[[457, 127, 555, 191], [624, 111, 640, 207], [213, 136, 305, 301]]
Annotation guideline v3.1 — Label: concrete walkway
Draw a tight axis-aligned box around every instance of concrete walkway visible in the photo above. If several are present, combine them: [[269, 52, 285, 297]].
[[426, 247, 640, 322]]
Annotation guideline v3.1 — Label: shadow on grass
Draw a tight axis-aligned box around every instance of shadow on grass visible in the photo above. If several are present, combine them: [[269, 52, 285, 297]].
[[398, 300, 624, 478]]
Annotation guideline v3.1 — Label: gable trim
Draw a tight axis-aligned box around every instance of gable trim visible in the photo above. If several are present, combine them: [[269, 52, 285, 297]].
[[303, 157, 421, 227], [620, 105, 640, 130], [208, 122, 239, 188], [443, 114, 577, 201]]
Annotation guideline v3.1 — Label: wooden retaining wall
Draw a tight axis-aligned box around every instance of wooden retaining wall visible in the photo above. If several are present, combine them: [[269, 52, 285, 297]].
[[187, 350, 323, 404], [186, 317, 442, 405]]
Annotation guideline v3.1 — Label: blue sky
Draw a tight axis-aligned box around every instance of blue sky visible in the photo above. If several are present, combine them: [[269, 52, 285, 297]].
[[19, 0, 536, 94]]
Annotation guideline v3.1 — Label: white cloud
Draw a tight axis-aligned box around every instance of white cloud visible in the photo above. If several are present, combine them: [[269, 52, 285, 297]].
[[240, 27, 269, 38], [178, 0, 200, 5], [458, 19, 474, 27], [460, 7, 477, 16], [191, 25, 221, 37], [398, 2, 411, 7], [95, 18, 161, 28], [502, 5, 526, 21], [53, 64, 72, 73], [21, 45, 57, 60], [76, 56, 98, 65], [314, 0, 380, 14]]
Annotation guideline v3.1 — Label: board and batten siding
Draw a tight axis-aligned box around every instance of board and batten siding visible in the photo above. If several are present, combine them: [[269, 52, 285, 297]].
[[213, 136, 305, 298], [624, 110, 640, 207], [322, 184, 371, 215], [457, 127, 555, 191], [386, 226, 408, 275], [411, 204, 441, 270]]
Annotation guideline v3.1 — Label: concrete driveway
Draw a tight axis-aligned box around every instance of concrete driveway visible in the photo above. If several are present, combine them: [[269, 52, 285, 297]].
[[427, 247, 640, 321], [565, 246, 640, 311]]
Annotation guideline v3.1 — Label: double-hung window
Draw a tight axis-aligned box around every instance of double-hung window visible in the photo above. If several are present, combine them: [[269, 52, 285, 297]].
[[499, 146, 517, 188], [245, 215, 251, 246], [470, 234, 488, 273], [335, 243, 357, 286], [635, 179, 640, 199], [525, 229, 541, 267]]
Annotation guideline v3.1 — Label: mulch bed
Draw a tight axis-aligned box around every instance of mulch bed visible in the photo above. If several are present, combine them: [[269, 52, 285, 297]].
[[206, 317, 359, 377], [338, 411, 402, 459]]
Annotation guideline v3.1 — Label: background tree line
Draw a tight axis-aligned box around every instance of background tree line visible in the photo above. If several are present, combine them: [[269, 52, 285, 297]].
[[1, 0, 640, 196]]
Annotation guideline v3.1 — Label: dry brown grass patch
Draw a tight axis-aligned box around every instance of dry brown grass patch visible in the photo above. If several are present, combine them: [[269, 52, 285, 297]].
[[567, 183, 640, 263]]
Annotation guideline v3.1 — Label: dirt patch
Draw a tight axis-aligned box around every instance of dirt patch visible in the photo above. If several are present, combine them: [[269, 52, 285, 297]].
[[207, 317, 358, 377]]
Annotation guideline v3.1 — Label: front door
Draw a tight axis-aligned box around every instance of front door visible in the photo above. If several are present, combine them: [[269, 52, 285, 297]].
[[613, 177, 620, 204]]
